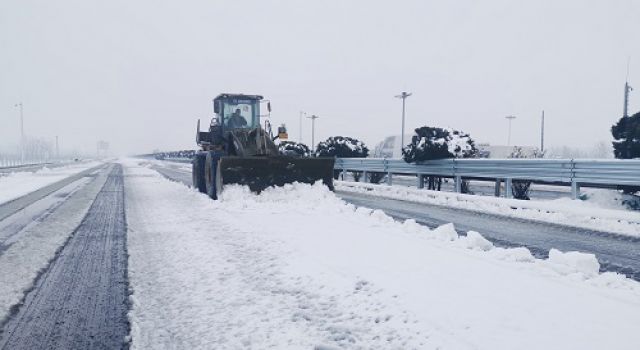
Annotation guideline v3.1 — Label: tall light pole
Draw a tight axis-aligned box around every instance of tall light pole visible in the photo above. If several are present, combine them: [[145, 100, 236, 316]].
[[624, 58, 633, 118], [395, 92, 412, 148], [624, 82, 633, 118], [299, 111, 307, 143], [307, 114, 319, 151], [540, 111, 545, 153], [14, 102, 24, 163], [505, 115, 516, 146]]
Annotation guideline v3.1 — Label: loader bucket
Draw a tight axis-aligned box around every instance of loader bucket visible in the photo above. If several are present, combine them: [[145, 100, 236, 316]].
[[218, 156, 335, 193]]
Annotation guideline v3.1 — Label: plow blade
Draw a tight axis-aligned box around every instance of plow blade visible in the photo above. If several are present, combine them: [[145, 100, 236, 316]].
[[218, 156, 335, 193]]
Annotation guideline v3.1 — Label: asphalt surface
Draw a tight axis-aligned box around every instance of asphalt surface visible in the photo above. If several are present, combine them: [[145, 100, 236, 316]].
[[337, 191, 640, 280], [0, 165, 130, 350], [389, 175, 571, 200], [153, 162, 640, 281]]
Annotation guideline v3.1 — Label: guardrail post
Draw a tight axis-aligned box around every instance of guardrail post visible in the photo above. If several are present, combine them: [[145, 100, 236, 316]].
[[341, 169, 347, 180], [383, 158, 392, 186], [454, 176, 462, 193], [362, 171, 368, 183], [505, 178, 513, 198], [417, 174, 425, 189], [570, 159, 580, 199], [494, 179, 501, 197], [571, 181, 580, 200]]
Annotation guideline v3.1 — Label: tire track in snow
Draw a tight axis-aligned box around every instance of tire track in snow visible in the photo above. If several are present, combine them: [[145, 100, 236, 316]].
[[0, 165, 130, 350]]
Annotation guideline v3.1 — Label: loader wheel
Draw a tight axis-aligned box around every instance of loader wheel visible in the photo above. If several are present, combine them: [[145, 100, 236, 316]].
[[204, 152, 222, 200], [192, 154, 206, 193]]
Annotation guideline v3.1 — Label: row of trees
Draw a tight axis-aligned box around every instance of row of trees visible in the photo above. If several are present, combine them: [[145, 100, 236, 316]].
[[0, 137, 60, 167]]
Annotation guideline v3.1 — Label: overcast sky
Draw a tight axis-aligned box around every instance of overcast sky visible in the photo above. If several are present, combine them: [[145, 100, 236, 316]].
[[1, 0, 639, 155]]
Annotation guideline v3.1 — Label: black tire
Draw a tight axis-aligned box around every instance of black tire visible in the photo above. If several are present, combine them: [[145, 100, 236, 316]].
[[192, 153, 207, 193], [204, 152, 222, 200]]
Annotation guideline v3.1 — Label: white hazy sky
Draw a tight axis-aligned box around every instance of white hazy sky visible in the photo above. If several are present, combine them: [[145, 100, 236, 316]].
[[1, 0, 639, 155]]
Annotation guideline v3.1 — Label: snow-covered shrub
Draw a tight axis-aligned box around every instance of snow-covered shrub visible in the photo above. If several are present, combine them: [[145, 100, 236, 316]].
[[367, 172, 385, 184], [315, 136, 369, 158], [509, 146, 545, 200], [402, 127, 478, 162], [278, 141, 311, 157], [611, 111, 640, 194], [316, 136, 369, 181], [612, 111, 640, 159], [402, 127, 477, 192]]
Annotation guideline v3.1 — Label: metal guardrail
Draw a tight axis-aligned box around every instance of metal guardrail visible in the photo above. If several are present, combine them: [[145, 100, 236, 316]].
[[334, 158, 640, 199], [161, 157, 192, 164]]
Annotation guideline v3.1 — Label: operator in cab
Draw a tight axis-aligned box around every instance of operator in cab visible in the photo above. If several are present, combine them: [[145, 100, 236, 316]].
[[227, 108, 248, 128]]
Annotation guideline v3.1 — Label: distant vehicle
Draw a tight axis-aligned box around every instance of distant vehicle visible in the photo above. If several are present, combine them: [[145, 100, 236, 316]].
[[372, 134, 413, 158], [192, 93, 335, 199]]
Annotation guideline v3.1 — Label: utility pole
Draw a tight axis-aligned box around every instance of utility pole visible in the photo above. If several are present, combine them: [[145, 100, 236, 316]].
[[14, 102, 24, 163], [505, 115, 516, 146], [395, 91, 412, 148], [624, 60, 633, 118], [540, 110, 545, 152], [299, 111, 306, 143], [307, 114, 319, 151], [621, 59, 634, 159]]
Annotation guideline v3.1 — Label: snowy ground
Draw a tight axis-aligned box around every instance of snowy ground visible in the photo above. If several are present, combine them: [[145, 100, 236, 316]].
[[124, 159, 640, 349], [0, 161, 102, 205], [336, 181, 640, 237]]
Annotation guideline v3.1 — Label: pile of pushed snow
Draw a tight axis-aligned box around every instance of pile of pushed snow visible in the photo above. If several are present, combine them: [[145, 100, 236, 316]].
[[556, 188, 640, 211], [546, 249, 601, 278], [337, 181, 640, 237], [125, 161, 640, 350], [222, 182, 618, 282]]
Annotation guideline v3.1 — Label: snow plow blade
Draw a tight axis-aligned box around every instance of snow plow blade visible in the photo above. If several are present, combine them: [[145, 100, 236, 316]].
[[218, 156, 335, 193]]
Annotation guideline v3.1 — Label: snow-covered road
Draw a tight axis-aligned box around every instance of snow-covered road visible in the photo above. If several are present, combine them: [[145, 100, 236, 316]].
[[151, 160, 640, 281], [0, 161, 103, 205], [126, 159, 640, 349]]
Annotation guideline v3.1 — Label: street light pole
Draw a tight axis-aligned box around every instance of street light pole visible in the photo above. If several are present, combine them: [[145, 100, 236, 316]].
[[505, 115, 516, 146], [395, 91, 412, 148], [540, 111, 545, 153], [307, 114, 319, 152], [14, 102, 24, 163]]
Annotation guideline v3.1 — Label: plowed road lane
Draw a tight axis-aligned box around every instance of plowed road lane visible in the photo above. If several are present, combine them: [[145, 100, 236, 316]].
[[0, 165, 129, 350]]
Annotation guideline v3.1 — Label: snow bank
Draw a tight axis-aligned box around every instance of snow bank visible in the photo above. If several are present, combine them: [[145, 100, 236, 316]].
[[337, 181, 640, 237], [457, 231, 494, 251], [0, 161, 102, 205], [546, 249, 601, 277], [125, 159, 640, 350]]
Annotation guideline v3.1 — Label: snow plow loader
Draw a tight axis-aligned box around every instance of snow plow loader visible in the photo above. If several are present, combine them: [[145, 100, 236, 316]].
[[192, 93, 335, 199]]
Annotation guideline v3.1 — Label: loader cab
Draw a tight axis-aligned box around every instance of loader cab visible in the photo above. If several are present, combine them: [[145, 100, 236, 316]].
[[213, 94, 262, 130]]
